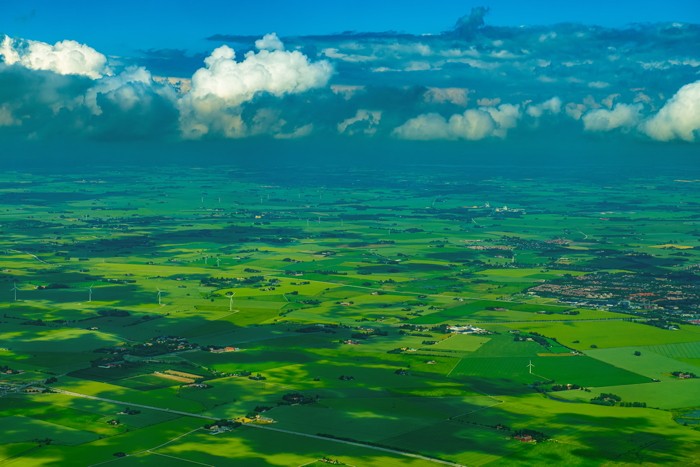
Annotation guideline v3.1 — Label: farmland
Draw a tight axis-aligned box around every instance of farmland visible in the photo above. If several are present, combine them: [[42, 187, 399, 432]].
[[0, 162, 699, 466]]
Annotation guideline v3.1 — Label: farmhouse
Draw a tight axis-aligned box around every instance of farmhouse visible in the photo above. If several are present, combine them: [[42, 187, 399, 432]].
[[447, 325, 488, 334], [210, 346, 240, 353]]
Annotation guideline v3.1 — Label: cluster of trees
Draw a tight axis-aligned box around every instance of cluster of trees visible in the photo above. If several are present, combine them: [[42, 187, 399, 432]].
[[246, 405, 272, 418], [591, 393, 622, 406], [550, 384, 582, 391], [0, 365, 19, 374], [619, 401, 647, 407], [351, 329, 388, 339], [589, 392, 646, 407], [513, 429, 549, 442], [280, 392, 317, 405]]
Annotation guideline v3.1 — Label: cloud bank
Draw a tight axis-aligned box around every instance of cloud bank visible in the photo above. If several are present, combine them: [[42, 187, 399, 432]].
[[1, 11, 699, 149]]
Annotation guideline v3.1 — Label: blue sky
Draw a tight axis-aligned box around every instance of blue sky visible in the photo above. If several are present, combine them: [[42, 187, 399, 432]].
[[3, 0, 700, 54], [0, 1, 699, 158]]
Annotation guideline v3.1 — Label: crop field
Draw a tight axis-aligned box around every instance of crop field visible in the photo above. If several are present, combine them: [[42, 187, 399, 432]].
[[0, 164, 698, 466]]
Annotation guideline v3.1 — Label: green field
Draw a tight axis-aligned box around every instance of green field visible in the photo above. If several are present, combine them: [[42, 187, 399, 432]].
[[0, 166, 698, 466]]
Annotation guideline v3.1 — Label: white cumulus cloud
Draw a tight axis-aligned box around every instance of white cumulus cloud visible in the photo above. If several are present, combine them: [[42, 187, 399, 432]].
[[178, 36, 332, 139], [0, 35, 109, 79], [255, 33, 284, 51], [582, 103, 642, 132], [393, 104, 521, 141], [526, 97, 562, 117], [642, 80, 700, 142], [392, 113, 452, 140], [187, 43, 332, 106]]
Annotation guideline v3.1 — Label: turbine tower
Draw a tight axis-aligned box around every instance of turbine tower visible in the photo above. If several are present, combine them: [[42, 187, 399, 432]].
[[88, 283, 94, 302], [527, 360, 534, 374], [157, 288, 163, 306], [226, 292, 236, 312], [11, 282, 18, 301]]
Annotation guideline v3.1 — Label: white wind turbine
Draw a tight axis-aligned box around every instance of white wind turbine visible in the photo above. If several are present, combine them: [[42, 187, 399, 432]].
[[11, 282, 18, 301], [157, 288, 163, 306], [226, 291, 236, 312]]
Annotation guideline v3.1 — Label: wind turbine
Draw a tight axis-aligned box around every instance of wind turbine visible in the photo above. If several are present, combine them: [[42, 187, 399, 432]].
[[216, 257, 221, 267], [88, 283, 94, 302], [11, 282, 18, 301], [527, 360, 534, 375], [226, 292, 236, 312], [157, 288, 163, 306]]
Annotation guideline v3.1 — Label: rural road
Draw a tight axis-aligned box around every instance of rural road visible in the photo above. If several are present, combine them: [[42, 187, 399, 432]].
[[245, 424, 465, 467], [52, 388, 465, 467], [51, 388, 218, 420]]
